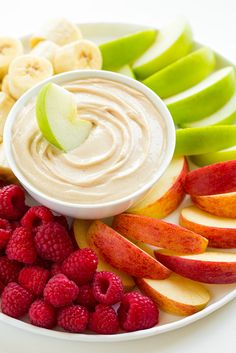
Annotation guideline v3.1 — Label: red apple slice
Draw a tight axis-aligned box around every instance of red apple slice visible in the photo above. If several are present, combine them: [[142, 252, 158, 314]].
[[136, 273, 210, 316], [128, 157, 188, 219], [155, 250, 236, 284], [184, 160, 236, 196], [180, 205, 236, 248], [192, 192, 236, 218], [113, 213, 208, 254], [87, 220, 171, 279]]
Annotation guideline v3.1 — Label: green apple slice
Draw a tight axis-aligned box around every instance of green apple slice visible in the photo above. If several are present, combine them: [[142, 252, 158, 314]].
[[100, 29, 157, 70], [181, 92, 236, 128], [115, 65, 135, 78], [191, 147, 236, 166], [165, 67, 236, 124], [36, 83, 92, 152], [143, 47, 215, 99], [133, 17, 193, 80], [174, 125, 236, 157]]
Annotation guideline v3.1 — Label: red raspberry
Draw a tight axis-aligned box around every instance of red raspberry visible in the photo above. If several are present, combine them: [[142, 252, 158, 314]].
[[62, 249, 98, 285], [89, 304, 119, 334], [58, 305, 89, 333], [0, 279, 4, 294], [29, 299, 56, 329], [51, 263, 63, 276], [75, 284, 97, 310], [92, 271, 124, 305], [34, 222, 74, 263], [0, 185, 26, 220], [1, 282, 33, 318], [118, 292, 159, 332], [54, 215, 69, 231], [6, 227, 37, 264], [18, 266, 50, 296], [0, 256, 22, 284], [11, 221, 20, 231], [44, 274, 79, 307], [0, 218, 12, 249], [21, 206, 54, 230]]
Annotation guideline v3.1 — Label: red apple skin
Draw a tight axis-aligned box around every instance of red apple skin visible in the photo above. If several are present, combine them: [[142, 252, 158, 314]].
[[87, 221, 171, 279], [129, 158, 188, 219], [112, 213, 208, 254], [184, 160, 236, 196], [155, 251, 236, 284], [192, 193, 236, 218], [180, 213, 236, 248]]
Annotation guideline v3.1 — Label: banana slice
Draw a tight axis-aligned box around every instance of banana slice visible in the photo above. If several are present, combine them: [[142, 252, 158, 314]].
[[30, 40, 59, 63], [30, 18, 82, 47], [54, 39, 102, 73], [8, 55, 53, 99], [1, 75, 11, 96], [0, 143, 18, 185], [0, 92, 15, 143], [0, 37, 23, 79]]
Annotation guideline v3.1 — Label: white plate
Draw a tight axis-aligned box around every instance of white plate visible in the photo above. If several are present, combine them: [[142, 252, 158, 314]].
[[0, 22, 235, 342]]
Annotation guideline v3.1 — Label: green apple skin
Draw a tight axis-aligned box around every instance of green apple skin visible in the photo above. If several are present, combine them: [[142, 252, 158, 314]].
[[181, 92, 236, 128], [191, 148, 236, 166], [174, 125, 236, 157], [115, 65, 135, 78], [143, 47, 215, 99], [100, 29, 157, 70], [165, 67, 236, 124], [133, 18, 193, 80]]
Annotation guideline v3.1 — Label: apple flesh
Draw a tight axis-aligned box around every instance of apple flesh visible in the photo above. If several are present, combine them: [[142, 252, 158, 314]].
[[165, 67, 235, 124], [191, 147, 236, 167], [155, 250, 236, 284], [143, 47, 215, 99], [99, 29, 157, 70], [72, 219, 135, 291], [133, 17, 193, 80], [36, 83, 92, 152], [115, 65, 135, 78], [180, 206, 236, 248], [112, 213, 208, 254], [184, 160, 236, 196], [192, 193, 236, 218], [136, 273, 210, 316], [128, 157, 188, 219], [87, 220, 171, 279], [174, 125, 236, 157]]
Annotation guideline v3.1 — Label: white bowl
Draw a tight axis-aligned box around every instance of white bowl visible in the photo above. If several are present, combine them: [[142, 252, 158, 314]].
[[4, 70, 175, 219]]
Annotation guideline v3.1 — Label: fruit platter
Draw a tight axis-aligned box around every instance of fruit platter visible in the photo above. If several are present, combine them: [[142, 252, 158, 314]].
[[0, 17, 235, 342]]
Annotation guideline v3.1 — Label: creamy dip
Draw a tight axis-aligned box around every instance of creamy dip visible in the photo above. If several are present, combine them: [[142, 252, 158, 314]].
[[12, 78, 167, 204]]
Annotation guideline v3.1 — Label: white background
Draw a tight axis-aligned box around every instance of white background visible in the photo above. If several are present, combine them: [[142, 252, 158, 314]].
[[0, 0, 236, 351]]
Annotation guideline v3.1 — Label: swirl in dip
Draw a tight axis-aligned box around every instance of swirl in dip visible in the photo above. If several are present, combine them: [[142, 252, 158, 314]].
[[11, 78, 167, 204]]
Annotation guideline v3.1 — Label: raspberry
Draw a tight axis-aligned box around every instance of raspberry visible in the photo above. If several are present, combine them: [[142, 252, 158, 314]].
[[11, 221, 20, 231], [0, 256, 22, 284], [44, 274, 79, 307], [0, 218, 12, 249], [58, 305, 89, 333], [62, 249, 98, 285], [1, 282, 33, 318], [51, 263, 63, 276], [0, 185, 26, 220], [6, 227, 37, 264], [89, 304, 119, 334], [29, 299, 56, 329], [118, 292, 159, 332], [92, 271, 124, 305], [75, 284, 97, 310], [54, 215, 69, 231], [0, 279, 4, 294], [21, 206, 54, 230], [35, 222, 74, 263], [18, 266, 50, 296]]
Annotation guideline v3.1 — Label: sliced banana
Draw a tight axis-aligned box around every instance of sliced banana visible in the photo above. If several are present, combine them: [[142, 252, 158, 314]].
[[0, 92, 15, 143], [30, 40, 59, 63], [8, 55, 53, 99], [1, 75, 12, 96], [0, 143, 18, 184], [0, 37, 23, 79], [54, 39, 102, 73], [30, 18, 82, 47]]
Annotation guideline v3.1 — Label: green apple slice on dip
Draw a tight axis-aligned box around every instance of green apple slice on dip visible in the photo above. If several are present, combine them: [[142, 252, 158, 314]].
[[36, 83, 92, 152]]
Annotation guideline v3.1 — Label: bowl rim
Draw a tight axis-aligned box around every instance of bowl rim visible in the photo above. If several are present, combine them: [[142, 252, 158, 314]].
[[4, 69, 176, 209]]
